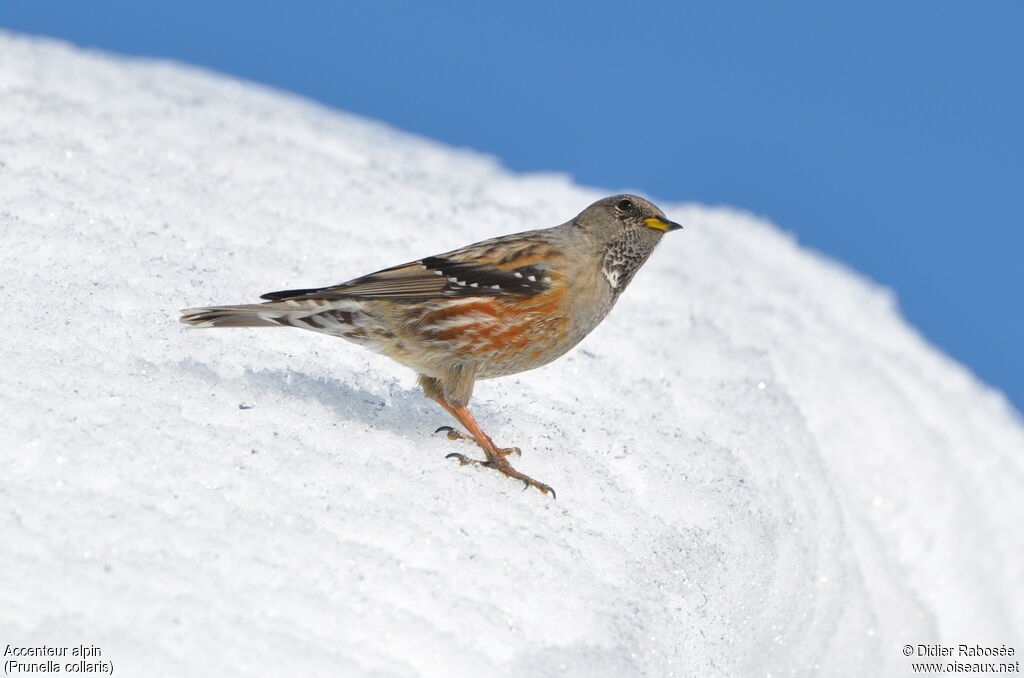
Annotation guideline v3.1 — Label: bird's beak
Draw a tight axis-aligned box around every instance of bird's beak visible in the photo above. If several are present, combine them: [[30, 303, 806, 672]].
[[643, 216, 684, 232]]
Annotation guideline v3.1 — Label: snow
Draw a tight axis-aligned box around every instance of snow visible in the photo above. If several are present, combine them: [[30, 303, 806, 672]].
[[2, 31, 1022, 677]]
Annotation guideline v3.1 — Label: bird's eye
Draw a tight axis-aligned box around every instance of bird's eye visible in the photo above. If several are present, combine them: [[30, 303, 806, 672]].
[[616, 199, 634, 212]]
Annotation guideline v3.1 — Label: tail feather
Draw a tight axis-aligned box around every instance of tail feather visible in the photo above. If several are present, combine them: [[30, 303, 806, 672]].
[[180, 300, 365, 339], [180, 305, 285, 329]]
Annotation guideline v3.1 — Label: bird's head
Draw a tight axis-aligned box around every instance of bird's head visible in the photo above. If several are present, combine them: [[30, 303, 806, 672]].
[[574, 194, 683, 246], [574, 194, 683, 294]]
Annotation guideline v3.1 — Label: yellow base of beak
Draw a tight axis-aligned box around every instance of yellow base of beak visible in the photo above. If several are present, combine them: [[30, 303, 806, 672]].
[[643, 216, 684, 232]]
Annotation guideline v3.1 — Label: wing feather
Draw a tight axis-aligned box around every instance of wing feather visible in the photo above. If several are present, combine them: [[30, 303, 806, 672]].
[[259, 240, 555, 303]]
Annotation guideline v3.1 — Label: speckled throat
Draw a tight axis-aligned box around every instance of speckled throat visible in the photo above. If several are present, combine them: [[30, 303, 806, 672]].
[[601, 228, 661, 295]]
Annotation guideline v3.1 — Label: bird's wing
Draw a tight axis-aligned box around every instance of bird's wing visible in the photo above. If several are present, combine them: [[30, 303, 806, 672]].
[[260, 230, 558, 302]]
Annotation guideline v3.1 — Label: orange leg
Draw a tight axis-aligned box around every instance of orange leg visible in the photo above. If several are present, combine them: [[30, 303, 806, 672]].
[[431, 396, 555, 498]]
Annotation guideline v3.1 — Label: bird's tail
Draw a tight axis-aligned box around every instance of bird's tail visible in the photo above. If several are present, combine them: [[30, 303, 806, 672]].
[[179, 304, 287, 329]]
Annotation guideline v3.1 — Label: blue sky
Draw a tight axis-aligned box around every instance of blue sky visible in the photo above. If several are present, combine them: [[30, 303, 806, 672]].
[[4, 1, 1022, 412]]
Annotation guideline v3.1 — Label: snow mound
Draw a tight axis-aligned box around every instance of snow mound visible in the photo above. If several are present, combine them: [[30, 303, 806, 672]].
[[2, 32, 1022, 677]]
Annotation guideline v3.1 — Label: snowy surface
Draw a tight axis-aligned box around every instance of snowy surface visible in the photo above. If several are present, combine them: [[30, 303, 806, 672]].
[[2, 32, 1023, 677]]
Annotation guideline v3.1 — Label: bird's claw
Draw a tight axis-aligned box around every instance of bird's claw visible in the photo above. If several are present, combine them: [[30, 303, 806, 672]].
[[445, 452, 497, 468], [435, 425, 465, 442], [528, 480, 556, 500], [444, 453, 555, 498], [501, 467, 556, 499]]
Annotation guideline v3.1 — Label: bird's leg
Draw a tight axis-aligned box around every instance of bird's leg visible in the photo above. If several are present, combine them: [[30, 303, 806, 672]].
[[431, 397, 552, 497]]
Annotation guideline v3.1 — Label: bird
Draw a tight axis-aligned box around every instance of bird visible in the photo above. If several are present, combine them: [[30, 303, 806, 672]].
[[180, 194, 683, 497]]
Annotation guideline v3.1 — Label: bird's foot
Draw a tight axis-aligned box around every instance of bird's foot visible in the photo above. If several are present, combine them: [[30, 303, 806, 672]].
[[435, 426, 520, 457], [444, 451, 555, 499], [435, 425, 472, 442], [444, 452, 497, 470], [495, 461, 557, 499]]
